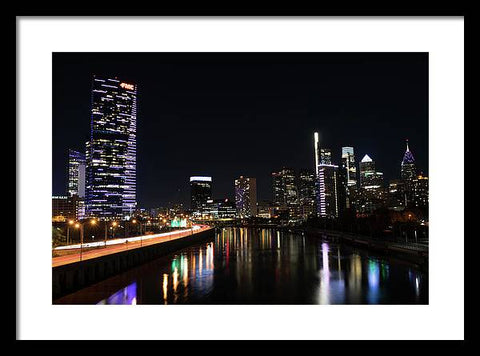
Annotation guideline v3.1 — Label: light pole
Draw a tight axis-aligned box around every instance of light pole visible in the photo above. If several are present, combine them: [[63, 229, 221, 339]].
[[66, 219, 74, 245], [79, 219, 97, 261], [104, 221, 108, 248], [112, 221, 118, 240], [132, 219, 141, 247]]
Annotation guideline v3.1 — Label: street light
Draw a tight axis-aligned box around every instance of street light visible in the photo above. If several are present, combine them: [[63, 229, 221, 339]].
[[66, 219, 74, 245], [77, 219, 97, 261], [132, 218, 142, 247], [112, 221, 117, 240]]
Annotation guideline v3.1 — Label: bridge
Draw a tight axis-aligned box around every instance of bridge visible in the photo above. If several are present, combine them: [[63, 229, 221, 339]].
[[52, 225, 215, 300]]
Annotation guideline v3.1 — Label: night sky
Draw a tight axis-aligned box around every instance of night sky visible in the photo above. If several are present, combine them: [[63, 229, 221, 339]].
[[52, 53, 428, 208]]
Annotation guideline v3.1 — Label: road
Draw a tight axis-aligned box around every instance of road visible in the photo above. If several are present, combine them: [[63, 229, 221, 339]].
[[52, 225, 211, 268]]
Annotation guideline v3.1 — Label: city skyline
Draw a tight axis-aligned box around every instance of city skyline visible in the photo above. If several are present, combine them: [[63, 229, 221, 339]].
[[53, 53, 428, 207]]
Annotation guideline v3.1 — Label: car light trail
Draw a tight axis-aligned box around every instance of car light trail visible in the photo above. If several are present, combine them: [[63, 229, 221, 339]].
[[53, 225, 203, 250]]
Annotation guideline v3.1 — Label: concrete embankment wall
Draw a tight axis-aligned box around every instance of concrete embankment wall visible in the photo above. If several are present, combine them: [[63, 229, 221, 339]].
[[52, 228, 215, 301]]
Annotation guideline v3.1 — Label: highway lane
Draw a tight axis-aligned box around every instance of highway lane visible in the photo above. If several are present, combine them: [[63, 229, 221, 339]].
[[52, 225, 211, 268]]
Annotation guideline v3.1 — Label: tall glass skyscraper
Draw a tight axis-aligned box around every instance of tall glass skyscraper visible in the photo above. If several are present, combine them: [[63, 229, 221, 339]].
[[341, 147, 357, 187], [85, 76, 137, 220], [401, 139, 417, 207], [190, 176, 212, 215], [272, 168, 298, 219], [313, 132, 339, 218], [401, 139, 417, 182], [234, 176, 257, 218], [357, 154, 385, 213], [67, 149, 86, 198], [298, 169, 316, 218]]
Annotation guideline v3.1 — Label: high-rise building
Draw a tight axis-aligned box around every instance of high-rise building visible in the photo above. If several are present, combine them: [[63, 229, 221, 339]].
[[401, 139, 417, 181], [357, 154, 386, 213], [341, 147, 357, 187], [85, 76, 137, 220], [401, 139, 417, 207], [340, 147, 357, 211], [272, 168, 299, 218], [272, 168, 297, 206], [387, 179, 407, 211], [413, 173, 429, 208], [190, 176, 213, 215], [298, 169, 316, 218], [235, 176, 257, 218], [67, 149, 86, 198], [313, 132, 339, 218], [316, 165, 340, 218]]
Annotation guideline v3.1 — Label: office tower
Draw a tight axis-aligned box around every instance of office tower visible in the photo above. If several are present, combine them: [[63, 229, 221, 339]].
[[313, 132, 339, 218], [359, 154, 376, 187], [272, 168, 299, 218], [401, 139, 417, 207], [67, 149, 86, 198], [341, 147, 357, 186], [341, 147, 357, 211], [209, 198, 237, 220], [401, 139, 417, 181], [413, 173, 429, 208], [298, 169, 316, 218], [316, 165, 339, 218], [357, 154, 386, 213], [387, 179, 407, 211], [85, 76, 137, 220], [336, 164, 348, 215], [190, 176, 213, 215], [234, 176, 257, 218]]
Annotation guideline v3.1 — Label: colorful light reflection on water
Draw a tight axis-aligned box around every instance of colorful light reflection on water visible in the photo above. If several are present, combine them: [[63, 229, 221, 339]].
[[91, 228, 427, 305]]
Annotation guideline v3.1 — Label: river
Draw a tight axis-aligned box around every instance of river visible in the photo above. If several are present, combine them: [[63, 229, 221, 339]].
[[55, 227, 428, 304]]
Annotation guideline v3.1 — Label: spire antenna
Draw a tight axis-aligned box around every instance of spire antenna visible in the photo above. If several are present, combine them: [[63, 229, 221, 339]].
[[406, 138, 410, 151]]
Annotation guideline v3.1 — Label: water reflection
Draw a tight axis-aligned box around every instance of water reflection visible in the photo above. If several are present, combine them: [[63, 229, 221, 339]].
[[94, 227, 427, 305]]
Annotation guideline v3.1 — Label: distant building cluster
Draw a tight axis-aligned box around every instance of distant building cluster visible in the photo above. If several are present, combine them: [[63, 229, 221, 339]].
[[187, 133, 428, 222], [52, 75, 428, 224]]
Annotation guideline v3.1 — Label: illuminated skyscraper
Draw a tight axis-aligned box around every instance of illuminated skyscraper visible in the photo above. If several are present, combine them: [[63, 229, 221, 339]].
[[85, 76, 137, 220], [400, 139, 417, 207], [401, 139, 417, 182], [298, 169, 316, 218], [341, 147, 357, 186], [357, 154, 386, 213], [67, 149, 86, 198], [235, 176, 257, 218], [387, 179, 407, 211], [413, 173, 429, 208], [272, 168, 297, 206], [313, 132, 339, 218], [190, 176, 213, 215], [341, 147, 357, 210]]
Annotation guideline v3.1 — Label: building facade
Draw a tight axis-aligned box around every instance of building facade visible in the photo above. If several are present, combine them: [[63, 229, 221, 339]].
[[67, 149, 86, 198], [400, 139, 417, 207], [357, 154, 386, 214], [298, 169, 316, 219], [85, 76, 137, 220], [413, 174, 429, 208], [272, 168, 299, 219], [235, 176, 257, 218], [190, 176, 213, 215], [313, 132, 339, 218]]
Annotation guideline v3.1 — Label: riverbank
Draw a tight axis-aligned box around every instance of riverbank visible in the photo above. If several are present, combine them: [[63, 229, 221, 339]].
[[52, 227, 215, 301], [295, 227, 428, 267]]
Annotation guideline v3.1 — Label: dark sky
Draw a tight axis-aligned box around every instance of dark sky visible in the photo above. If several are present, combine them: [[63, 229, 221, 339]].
[[52, 53, 428, 208]]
